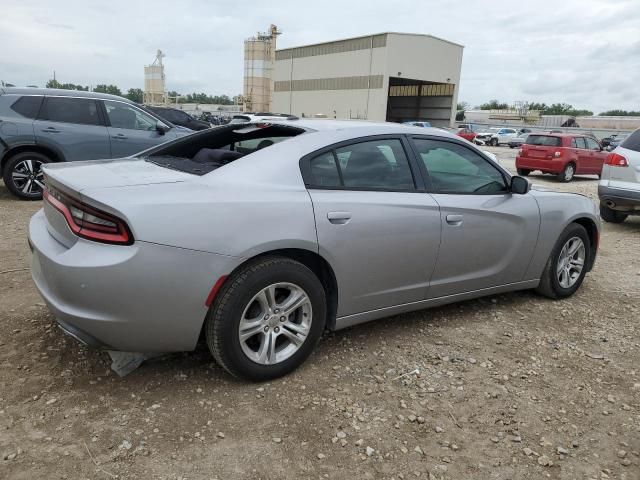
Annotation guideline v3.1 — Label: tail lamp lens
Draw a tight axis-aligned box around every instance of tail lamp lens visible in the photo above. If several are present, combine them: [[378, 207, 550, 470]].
[[44, 186, 133, 245], [605, 152, 629, 167]]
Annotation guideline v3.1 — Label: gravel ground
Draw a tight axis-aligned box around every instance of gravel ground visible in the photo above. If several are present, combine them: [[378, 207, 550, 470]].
[[1, 147, 639, 480]]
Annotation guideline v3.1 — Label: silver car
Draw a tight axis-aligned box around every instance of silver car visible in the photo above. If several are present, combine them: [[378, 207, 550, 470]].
[[599, 128, 640, 223], [29, 120, 600, 380]]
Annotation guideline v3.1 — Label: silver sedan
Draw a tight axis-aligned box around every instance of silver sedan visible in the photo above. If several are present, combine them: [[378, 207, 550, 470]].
[[29, 120, 600, 380]]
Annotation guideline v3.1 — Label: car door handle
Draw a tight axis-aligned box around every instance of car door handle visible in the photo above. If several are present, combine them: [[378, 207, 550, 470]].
[[327, 211, 351, 224], [446, 214, 463, 226], [112, 134, 128, 140], [42, 127, 60, 133]]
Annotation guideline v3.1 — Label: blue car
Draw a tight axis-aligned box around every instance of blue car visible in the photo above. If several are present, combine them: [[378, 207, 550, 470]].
[[0, 87, 191, 200]]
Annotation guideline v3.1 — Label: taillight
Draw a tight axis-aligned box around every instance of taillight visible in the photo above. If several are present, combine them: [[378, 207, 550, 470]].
[[605, 152, 628, 167], [518, 149, 523, 155], [43, 186, 133, 245]]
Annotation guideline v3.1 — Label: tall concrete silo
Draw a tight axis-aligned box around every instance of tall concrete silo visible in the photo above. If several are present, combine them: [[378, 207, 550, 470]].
[[143, 50, 167, 105], [243, 25, 280, 112]]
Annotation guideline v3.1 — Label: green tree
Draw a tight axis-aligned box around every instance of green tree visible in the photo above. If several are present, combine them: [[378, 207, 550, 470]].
[[94, 84, 122, 96], [599, 109, 640, 116], [125, 88, 143, 103], [478, 99, 509, 110], [46, 79, 62, 89], [456, 101, 469, 111], [45, 79, 88, 90]]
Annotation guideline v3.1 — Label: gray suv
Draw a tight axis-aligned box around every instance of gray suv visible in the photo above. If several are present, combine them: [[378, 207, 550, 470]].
[[0, 87, 190, 200]]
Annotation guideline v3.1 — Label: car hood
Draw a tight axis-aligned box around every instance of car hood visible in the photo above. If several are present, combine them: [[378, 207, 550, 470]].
[[42, 158, 192, 193]]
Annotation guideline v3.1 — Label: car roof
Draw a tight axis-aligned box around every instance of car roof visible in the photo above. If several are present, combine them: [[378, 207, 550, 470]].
[[0, 87, 135, 103], [249, 118, 462, 139]]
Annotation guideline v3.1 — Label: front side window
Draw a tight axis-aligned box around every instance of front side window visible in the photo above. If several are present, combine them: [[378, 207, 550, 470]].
[[574, 137, 587, 149], [41, 97, 101, 126], [585, 138, 601, 150], [10, 96, 43, 118], [305, 138, 415, 191], [103, 100, 157, 131], [413, 138, 507, 194]]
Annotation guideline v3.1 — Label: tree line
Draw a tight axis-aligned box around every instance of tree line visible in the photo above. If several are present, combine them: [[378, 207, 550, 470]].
[[458, 100, 640, 117], [42, 79, 236, 105]]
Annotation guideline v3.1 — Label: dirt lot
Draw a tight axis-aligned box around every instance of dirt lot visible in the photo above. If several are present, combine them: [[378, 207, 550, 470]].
[[1, 146, 639, 480]]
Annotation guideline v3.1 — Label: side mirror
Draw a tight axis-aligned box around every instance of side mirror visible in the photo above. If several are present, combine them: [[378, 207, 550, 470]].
[[156, 121, 170, 135], [510, 176, 530, 195]]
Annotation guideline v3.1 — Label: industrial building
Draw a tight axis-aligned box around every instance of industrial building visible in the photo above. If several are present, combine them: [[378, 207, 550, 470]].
[[143, 50, 167, 105], [243, 25, 280, 113], [272, 32, 464, 126]]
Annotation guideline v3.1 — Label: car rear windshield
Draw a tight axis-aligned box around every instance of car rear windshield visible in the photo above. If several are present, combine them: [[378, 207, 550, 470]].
[[621, 130, 640, 152], [526, 135, 562, 147]]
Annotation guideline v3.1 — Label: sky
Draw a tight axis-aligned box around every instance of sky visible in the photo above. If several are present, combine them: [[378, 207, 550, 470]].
[[1, 0, 638, 114]]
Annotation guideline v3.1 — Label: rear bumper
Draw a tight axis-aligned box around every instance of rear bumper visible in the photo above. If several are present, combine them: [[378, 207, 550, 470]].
[[598, 185, 640, 211], [29, 208, 243, 352], [516, 156, 564, 173]]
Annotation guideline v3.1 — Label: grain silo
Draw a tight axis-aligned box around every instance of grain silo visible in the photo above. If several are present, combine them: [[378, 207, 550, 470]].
[[243, 25, 280, 113], [143, 50, 167, 105]]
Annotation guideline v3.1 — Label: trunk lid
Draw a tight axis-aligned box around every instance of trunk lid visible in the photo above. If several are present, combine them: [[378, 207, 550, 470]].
[[42, 158, 192, 193]]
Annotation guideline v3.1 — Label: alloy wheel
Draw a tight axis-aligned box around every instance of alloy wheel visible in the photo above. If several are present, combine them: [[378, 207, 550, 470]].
[[556, 236, 585, 288], [238, 282, 312, 365], [12, 159, 45, 196], [564, 164, 575, 181]]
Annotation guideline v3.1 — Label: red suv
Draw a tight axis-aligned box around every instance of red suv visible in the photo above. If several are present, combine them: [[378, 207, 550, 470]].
[[515, 134, 607, 182]]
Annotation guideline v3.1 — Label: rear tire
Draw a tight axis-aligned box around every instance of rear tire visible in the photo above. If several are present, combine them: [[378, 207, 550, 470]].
[[2, 151, 50, 200], [557, 163, 575, 182], [205, 256, 326, 381], [599, 203, 628, 223], [535, 223, 590, 299], [517, 168, 531, 176]]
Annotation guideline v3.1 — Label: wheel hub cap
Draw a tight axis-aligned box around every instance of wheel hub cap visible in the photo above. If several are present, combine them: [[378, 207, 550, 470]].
[[556, 236, 585, 288], [238, 282, 313, 365]]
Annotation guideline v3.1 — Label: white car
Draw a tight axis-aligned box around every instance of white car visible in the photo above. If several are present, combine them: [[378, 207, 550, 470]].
[[476, 128, 519, 147]]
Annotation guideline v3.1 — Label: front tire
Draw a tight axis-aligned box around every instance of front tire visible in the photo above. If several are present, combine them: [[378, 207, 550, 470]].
[[491, 138, 499, 146], [599, 203, 628, 223], [206, 256, 326, 381], [535, 223, 590, 299], [2, 151, 50, 200]]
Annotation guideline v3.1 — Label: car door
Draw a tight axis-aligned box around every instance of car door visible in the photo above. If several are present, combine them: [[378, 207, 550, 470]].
[[585, 137, 606, 174], [101, 100, 171, 157], [34, 96, 110, 161], [303, 136, 442, 317], [410, 136, 540, 298], [573, 136, 590, 173]]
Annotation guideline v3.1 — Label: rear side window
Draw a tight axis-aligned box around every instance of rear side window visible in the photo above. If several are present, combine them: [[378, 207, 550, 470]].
[[10, 96, 43, 118], [305, 138, 415, 191], [621, 130, 640, 152], [526, 135, 562, 147], [41, 97, 102, 125], [309, 152, 341, 187]]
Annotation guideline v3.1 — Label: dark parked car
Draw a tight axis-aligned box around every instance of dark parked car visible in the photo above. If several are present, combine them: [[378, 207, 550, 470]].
[[0, 88, 190, 200], [147, 106, 212, 131]]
